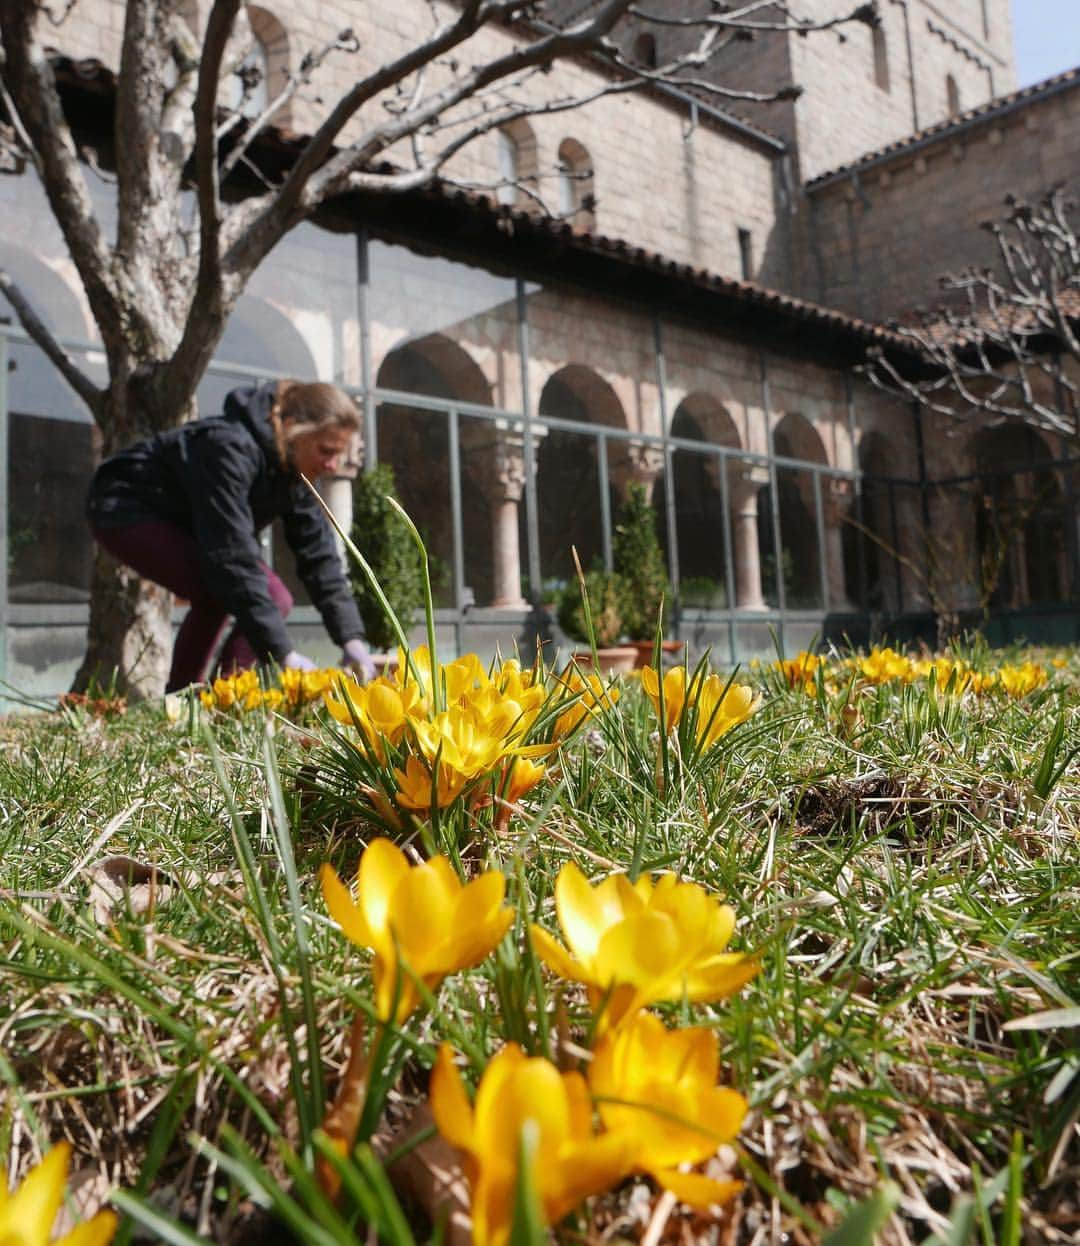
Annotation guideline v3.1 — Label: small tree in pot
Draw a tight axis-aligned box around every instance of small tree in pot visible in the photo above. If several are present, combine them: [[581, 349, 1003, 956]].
[[349, 464, 426, 653], [613, 482, 671, 645]]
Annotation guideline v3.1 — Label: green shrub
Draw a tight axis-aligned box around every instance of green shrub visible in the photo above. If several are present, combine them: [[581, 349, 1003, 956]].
[[556, 568, 626, 647], [613, 482, 670, 639], [349, 464, 426, 652]]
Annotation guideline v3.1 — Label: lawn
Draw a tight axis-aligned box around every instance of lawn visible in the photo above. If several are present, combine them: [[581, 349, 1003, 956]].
[[0, 640, 1077, 1246]]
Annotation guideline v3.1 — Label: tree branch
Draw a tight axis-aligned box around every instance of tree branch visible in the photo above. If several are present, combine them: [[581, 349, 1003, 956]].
[[0, 0, 119, 344], [0, 268, 104, 419]]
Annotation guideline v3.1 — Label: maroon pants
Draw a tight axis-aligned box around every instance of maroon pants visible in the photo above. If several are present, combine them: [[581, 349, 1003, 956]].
[[92, 520, 293, 692]]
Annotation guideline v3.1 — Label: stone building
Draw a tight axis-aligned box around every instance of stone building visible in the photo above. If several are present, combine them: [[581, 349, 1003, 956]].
[[1, 1, 1076, 696]]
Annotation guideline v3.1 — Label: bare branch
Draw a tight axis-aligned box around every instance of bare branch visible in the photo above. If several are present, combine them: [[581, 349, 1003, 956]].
[[0, 1, 119, 342], [865, 188, 1080, 439], [0, 268, 103, 419]]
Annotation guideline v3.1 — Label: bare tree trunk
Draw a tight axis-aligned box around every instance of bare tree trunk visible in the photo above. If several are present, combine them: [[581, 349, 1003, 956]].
[[73, 552, 173, 699], [72, 371, 192, 698]]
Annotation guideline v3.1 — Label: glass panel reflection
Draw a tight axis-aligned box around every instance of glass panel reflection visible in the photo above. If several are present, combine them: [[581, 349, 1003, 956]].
[[369, 241, 518, 411], [375, 403, 454, 607], [459, 416, 529, 609]]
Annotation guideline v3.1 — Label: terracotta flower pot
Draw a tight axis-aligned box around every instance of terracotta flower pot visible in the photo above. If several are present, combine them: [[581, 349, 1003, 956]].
[[626, 639, 684, 669], [571, 645, 639, 674]]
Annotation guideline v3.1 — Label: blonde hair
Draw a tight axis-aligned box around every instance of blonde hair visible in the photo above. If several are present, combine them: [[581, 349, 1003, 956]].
[[271, 380, 360, 457]]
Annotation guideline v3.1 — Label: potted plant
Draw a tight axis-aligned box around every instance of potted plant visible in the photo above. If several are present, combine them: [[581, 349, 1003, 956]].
[[555, 567, 637, 673], [612, 482, 677, 666], [349, 464, 426, 665]]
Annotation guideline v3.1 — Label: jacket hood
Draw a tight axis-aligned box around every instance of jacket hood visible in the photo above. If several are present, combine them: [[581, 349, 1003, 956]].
[[223, 382, 284, 467]]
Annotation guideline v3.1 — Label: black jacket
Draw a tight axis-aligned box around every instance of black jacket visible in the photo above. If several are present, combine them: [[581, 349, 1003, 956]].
[[87, 383, 364, 662]]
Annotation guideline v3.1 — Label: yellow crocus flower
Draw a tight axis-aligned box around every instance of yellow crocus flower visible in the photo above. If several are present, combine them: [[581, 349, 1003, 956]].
[[640, 665, 686, 735], [551, 667, 619, 740], [0, 1142, 116, 1246], [530, 863, 759, 1030], [430, 1043, 637, 1246], [588, 1011, 746, 1209], [320, 838, 514, 1022], [998, 661, 1047, 697], [773, 651, 822, 694], [392, 754, 467, 811], [857, 646, 915, 685], [641, 667, 758, 750]]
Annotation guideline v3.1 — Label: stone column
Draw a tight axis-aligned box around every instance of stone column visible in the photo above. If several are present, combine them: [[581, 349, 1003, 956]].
[[620, 441, 666, 498], [491, 431, 528, 609], [727, 464, 769, 611], [319, 475, 354, 572], [823, 478, 853, 611]]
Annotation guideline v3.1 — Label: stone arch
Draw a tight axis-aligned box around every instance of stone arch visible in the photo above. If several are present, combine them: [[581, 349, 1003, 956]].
[[1, 243, 97, 604], [760, 414, 830, 608], [376, 335, 498, 607], [659, 395, 742, 609], [536, 364, 628, 583], [557, 137, 595, 232], [971, 422, 1064, 607], [217, 293, 320, 378], [773, 411, 828, 465], [227, 5, 290, 121], [0, 242, 94, 422]]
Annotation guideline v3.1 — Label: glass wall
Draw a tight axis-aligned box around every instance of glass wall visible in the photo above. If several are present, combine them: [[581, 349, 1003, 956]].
[[13, 202, 1078, 697]]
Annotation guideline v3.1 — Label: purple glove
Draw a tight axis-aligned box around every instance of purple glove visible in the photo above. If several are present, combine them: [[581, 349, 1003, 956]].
[[341, 638, 376, 682], [283, 650, 318, 672]]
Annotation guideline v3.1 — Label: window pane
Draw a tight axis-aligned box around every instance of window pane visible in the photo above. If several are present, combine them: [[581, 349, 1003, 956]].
[[375, 403, 454, 607], [775, 466, 823, 609], [659, 446, 729, 610], [9, 408, 94, 604], [535, 427, 607, 590], [459, 415, 528, 609], [368, 241, 519, 411]]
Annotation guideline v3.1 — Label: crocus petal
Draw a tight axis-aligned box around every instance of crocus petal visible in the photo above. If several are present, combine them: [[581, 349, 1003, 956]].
[[649, 1169, 744, 1210], [391, 861, 457, 973], [57, 1212, 120, 1246], [554, 862, 610, 962], [448, 905, 514, 971], [430, 1044, 475, 1153], [320, 864, 373, 948], [547, 1131, 639, 1224], [474, 1050, 570, 1163], [4, 1143, 69, 1242], [593, 909, 683, 990], [683, 953, 761, 1003], [529, 924, 588, 984], [358, 838, 411, 938]]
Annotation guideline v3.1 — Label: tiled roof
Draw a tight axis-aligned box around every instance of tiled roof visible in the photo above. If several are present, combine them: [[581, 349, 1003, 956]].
[[807, 66, 1080, 189]]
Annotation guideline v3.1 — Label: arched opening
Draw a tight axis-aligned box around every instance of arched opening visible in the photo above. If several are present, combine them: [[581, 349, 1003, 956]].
[[946, 73, 961, 118], [1, 244, 95, 603], [655, 395, 740, 609], [972, 423, 1065, 608], [872, 24, 890, 92], [759, 413, 829, 609], [851, 430, 895, 610], [633, 32, 658, 68], [536, 365, 626, 586], [557, 137, 595, 233], [377, 336, 495, 606], [231, 6, 290, 121], [494, 119, 538, 209]]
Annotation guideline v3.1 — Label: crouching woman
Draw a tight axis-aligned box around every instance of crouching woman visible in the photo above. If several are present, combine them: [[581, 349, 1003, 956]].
[[87, 380, 375, 692]]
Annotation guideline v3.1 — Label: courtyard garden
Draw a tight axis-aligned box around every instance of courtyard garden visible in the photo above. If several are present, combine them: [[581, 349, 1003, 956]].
[[1, 625, 1078, 1245]]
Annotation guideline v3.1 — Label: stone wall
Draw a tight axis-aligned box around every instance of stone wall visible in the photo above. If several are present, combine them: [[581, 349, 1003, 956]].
[[46, 0, 787, 284], [803, 77, 1080, 321]]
